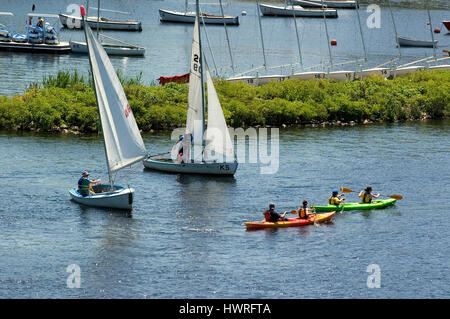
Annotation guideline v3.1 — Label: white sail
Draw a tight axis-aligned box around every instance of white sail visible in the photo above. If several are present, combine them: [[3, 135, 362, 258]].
[[85, 22, 147, 173], [185, 15, 204, 147], [204, 66, 234, 162]]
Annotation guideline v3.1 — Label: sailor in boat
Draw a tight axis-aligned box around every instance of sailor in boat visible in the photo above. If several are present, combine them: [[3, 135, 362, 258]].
[[36, 17, 44, 28], [328, 190, 345, 205], [264, 203, 288, 222], [77, 171, 101, 196], [358, 186, 380, 203]]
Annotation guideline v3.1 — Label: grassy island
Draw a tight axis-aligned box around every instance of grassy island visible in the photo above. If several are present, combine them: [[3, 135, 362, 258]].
[[0, 69, 449, 133]]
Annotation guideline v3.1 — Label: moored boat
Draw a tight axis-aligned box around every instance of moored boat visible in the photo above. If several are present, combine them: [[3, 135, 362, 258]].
[[396, 35, 437, 47], [259, 4, 338, 18], [245, 211, 335, 230], [443, 21, 450, 32], [59, 13, 142, 31], [293, 0, 358, 9], [70, 40, 145, 56], [159, 9, 239, 25], [313, 199, 397, 212]]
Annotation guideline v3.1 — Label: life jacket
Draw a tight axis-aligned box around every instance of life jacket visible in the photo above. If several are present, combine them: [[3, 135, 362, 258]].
[[78, 177, 90, 196], [362, 192, 372, 203], [328, 196, 340, 205], [298, 207, 307, 218], [263, 211, 271, 222]]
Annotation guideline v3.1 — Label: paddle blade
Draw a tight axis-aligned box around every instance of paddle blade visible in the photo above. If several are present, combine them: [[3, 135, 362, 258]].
[[340, 187, 353, 193], [290, 210, 297, 214], [390, 194, 403, 200]]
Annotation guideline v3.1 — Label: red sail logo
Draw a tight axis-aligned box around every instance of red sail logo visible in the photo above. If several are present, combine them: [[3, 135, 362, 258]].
[[125, 103, 131, 118]]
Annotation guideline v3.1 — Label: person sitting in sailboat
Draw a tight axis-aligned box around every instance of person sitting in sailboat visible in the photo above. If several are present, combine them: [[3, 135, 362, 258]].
[[78, 171, 101, 196]]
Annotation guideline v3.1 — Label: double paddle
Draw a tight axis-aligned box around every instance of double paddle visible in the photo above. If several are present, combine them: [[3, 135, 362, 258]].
[[340, 187, 403, 200]]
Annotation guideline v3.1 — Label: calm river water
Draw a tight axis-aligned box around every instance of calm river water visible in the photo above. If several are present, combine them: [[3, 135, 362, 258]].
[[0, 120, 449, 298], [0, 0, 449, 95]]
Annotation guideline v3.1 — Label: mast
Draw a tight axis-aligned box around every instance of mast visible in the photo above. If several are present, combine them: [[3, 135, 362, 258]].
[[355, 0, 367, 64], [387, 0, 402, 61], [196, 0, 206, 150], [320, 0, 333, 70], [81, 6, 113, 188], [290, 0, 303, 70], [425, 0, 437, 60], [96, 0, 100, 38], [185, 0, 188, 14], [256, 0, 267, 72], [219, 0, 235, 74]]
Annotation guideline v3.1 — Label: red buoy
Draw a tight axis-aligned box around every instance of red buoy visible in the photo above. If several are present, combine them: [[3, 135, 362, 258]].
[[434, 28, 441, 34], [330, 39, 337, 46], [427, 21, 431, 25]]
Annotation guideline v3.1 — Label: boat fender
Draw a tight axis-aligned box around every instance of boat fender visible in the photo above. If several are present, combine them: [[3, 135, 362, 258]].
[[128, 192, 133, 205]]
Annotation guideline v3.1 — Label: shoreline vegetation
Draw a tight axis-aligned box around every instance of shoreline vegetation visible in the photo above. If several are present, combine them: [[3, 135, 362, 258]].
[[0, 70, 448, 134]]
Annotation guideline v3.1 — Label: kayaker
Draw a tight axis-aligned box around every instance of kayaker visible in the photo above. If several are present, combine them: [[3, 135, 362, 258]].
[[298, 200, 310, 219], [264, 203, 288, 222], [328, 190, 344, 205], [78, 171, 101, 196], [358, 186, 380, 203]]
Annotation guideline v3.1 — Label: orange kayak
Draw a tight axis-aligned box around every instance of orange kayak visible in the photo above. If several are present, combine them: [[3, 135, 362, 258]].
[[245, 211, 335, 230]]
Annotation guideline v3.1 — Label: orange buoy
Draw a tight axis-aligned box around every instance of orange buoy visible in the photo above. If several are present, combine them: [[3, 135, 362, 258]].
[[330, 39, 337, 46], [434, 28, 441, 33]]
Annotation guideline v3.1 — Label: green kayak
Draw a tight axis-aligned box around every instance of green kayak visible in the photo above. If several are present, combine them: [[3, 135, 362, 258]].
[[313, 198, 397, 212]]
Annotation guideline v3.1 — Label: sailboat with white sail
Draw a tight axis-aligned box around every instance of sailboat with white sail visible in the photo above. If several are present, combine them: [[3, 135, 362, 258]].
[[144, 0, 237, 176], [69, 5, 147, 210]]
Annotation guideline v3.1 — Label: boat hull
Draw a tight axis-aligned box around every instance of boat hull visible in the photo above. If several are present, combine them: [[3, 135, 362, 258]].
[[143, 157, 238, 175], [0, 40, 71, 53], [259, 4, 338, 18], [245, 212, 335, 230], [314, 199, 397, 212], [69, 184, 134, 210], [443, 21, 450, 32], [70, 40, 145, 56], [159, 9, 239, 25], [59, 14, 142, 31], [293, 0, 358, 9], [397, 35, 437, 47]]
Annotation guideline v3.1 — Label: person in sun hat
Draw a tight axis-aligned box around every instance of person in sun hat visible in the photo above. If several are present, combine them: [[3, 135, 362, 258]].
[[77, 171, 101, 196], [328, 190, 345, 205]]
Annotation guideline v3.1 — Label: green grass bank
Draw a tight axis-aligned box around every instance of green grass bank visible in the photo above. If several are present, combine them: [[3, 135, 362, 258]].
[[0, 69, 449, 133]]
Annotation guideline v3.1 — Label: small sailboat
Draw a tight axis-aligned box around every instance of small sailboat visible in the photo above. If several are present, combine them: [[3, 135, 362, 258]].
[[144, 0, 237, 176], [293, 0, 358, 9], [69, 5, 147, 210], [159, 0, 239, 25], [396, 35, 438, 48], [258, 3, 338, 18]]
